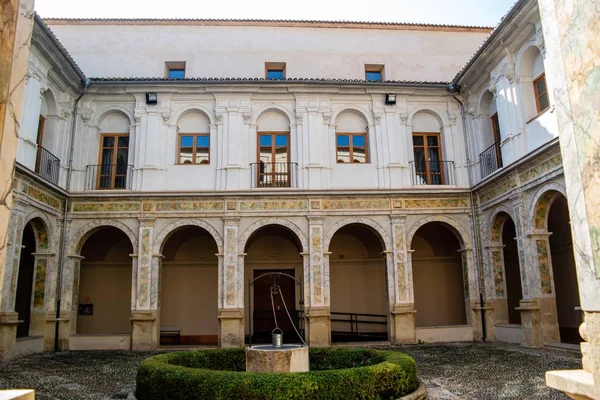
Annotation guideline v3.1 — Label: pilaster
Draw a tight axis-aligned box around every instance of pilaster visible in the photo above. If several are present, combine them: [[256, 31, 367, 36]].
[[389, 216, 415, 343]]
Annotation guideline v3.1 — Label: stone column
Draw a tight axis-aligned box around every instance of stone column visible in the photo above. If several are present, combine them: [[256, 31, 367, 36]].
[[459, 247, 483, 339], [538, 0, 600, 398], [0, 0, 35, 361], [218, 218, 244, 348], [389, 216, 415, 343], [131, 218, 158, 350], [304, 217, 330, 346], [29, 252, 54, 349], [487, 243, 509, 338], [58, 254, 83, 350]]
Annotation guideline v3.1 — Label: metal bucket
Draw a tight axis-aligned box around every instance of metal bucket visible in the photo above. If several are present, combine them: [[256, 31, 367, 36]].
[[272, 328, 283, 348]]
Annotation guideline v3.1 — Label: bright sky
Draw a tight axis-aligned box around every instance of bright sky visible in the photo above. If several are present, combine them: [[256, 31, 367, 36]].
[[34, 0, 515, 27]]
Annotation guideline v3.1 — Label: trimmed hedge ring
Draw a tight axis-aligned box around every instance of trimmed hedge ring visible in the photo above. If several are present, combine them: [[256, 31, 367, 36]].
[[136, 347, 419, 400]]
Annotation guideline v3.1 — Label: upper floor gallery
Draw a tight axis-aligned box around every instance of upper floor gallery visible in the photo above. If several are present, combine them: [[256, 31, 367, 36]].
[[18, 0, 558, 193]]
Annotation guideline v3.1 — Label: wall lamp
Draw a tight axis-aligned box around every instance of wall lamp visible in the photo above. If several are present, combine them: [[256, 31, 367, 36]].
[[146, 92, 158, 105], [385, 93, 396, 105]]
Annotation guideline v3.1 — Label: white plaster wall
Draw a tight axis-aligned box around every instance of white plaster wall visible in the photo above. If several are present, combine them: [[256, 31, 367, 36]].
[[45, 23, 489, 82]]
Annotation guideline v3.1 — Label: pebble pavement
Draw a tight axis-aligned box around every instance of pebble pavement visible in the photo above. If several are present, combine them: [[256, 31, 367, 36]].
[[0, 342, 582, 399]]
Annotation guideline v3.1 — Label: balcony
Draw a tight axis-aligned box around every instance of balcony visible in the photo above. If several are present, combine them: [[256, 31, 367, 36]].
[[250, 162, 298, 188], [409, 160, 455, 185], [85, 164, 133, 190], [479, 142, 502, 178], [35, 147, 60, 185]]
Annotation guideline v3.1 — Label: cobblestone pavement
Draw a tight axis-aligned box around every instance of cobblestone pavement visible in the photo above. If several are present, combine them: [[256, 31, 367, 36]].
[[0, 342, 582, 399]]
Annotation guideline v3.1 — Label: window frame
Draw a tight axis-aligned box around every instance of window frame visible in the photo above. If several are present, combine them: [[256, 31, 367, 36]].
[[165, 61, 186, 80], [364, 64, 385, 81], [335, 132, 370, 164], [256, 131, 291, 187], [176, 132, 211, 165], [490, 113, 503, 168], [533, 73, 550, 114], [265, 62, 286, 80], [35, 115, 46, 173], [97, 132, 130, 189], [412, 132, 445, 185]]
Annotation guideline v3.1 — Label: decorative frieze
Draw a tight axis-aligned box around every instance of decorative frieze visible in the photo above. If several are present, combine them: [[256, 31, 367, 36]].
[[519, 153, 562, 184], [238, 200, 307, 211], [72, 202, 141, 213], [322, 199, 390, 210], [26, 186, 61, 210], [155, 201, 223, 212], [479, 176, 517, 204], [404, 198, 469, 209]]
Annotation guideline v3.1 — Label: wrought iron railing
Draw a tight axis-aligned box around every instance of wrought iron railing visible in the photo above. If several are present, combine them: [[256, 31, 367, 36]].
[[250, 162, 298, 188], [85, 164, 133, 190], [330, 312, 388, 341], [409, 160, 455, 185], [35, 147, 60, 185], [479, 142, 503, 178]]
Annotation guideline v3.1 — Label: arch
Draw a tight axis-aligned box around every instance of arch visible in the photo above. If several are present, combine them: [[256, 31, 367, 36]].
[[41, 89, 58, 117], [334, 109, 369, 132], [488, 205, 517, 243], [324, 217, 391, 253], [477, 89, 495, 118], [153, 220, 223, 255], [515, 42, 545, 80], [171, 105, 215, 127], [407, 215, 470, 250], [530, 182, 567, 230], [407, 108, 448, 130], [330, 106, 374, 127], [69, 220, 137, 256], [91, 106, 135, 129], [22, 211, 54, 251], [176, 108, 211, 132], [238, 218, 307, 254], [251, 104, 294, 127]]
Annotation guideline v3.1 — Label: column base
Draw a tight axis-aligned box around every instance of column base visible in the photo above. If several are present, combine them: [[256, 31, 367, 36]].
[[0, 312, 19, 361], [305, 307, 330, 347], [516, 299, 543, 347], [218, 308, 244, 348], [131, 310, 159, 350], [538, 296, 560, 344], [390, 304, 416, 343], [546, 370, 595, 400], [472, 301, 496, 341]]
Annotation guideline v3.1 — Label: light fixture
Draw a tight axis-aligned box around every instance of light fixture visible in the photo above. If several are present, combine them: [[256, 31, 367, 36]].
[[385, 93, 396, 105], [146, 92, 158, 105]]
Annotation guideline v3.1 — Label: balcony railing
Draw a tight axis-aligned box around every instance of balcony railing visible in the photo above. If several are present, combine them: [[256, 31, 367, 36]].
[[35, 147, 60, 185], [479, 142, 503, 178], [250, 162, 298, 188], [85, 164, 133, 190], [409, 160, 455, 185]]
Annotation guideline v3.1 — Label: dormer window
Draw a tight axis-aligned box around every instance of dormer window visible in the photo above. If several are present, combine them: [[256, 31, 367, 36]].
[[266, 62, 286, 80], [165, 61, 186, 79], [365, 64, 384, 81]]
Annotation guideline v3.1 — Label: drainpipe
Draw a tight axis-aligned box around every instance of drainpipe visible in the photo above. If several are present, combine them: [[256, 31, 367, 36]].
[[449, 84, 487, 342], [54, 78, 89, 351]]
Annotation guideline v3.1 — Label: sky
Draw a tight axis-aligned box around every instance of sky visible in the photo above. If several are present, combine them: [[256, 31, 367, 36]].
[[34, 0, 516, 27]]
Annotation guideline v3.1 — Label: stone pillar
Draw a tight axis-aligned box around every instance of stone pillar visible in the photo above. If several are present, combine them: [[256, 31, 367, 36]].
[[218, 218, 244, 348], [486, 243, 508, 340], [29, 252, 53, 343], [538, 0, 600, 398], [459, 247, 482, 339], [304, 217, 330, 347], [131, 218, 158, 350], [389, 216, 415, 343], [0, 201, 27, 360], [58, 255, 83, 350]]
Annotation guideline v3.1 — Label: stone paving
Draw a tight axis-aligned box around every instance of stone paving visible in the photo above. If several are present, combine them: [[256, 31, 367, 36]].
[[0, 342, 582, 399]]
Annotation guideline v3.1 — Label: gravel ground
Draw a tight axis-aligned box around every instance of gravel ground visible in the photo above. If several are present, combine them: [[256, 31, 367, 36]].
[[0, 342, 581, 399]]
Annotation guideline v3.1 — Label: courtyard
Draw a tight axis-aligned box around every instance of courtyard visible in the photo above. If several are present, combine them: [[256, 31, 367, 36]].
[[0, 342, 581, 399]]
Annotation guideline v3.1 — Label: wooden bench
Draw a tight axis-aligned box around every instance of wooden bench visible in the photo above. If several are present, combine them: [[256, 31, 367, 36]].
[[160, 326, 181, 345]]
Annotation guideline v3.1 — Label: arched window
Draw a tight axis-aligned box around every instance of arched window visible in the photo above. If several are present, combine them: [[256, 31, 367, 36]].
[[411, 111, 451, 185], [176, 110, 211, 165], [519, 46, 550, 120], [35, 91, 60, 184], [335, 111, 369, 163], [95, 111, 131, 189], [255, 109, 291, 187], [479, 90, 503, 177]]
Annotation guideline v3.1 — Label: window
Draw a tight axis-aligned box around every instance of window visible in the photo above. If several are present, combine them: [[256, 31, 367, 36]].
[[35, 115, 45, 172], [165, 61, 186, 79], [257, 132, 290, 187], [365, 64, 384, 81], [491, 113, 503, 168], [533, 73, 549, 113], [178, 133, 210, 164], [336, 132, 368, 163], [412, 132, 444, 184], [98, 134, 129, 189], [265, 62, 286, 80]]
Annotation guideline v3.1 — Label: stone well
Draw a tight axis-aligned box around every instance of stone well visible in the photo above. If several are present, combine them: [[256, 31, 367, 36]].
[[245, 345, 309, 373]]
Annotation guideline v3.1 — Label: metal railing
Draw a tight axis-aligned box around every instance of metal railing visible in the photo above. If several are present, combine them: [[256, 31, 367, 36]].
[[250, 162, 298, 188], [35, 147, 60, 185], [409, 160, 455, 185], [85, 164, 133, 190], [330, 312, 388, 341], [479, 142, 502, 178]]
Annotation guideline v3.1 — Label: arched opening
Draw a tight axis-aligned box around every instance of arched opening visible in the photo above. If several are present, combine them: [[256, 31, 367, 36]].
[[478, 90, 502, 177], [412, 222, 466, 327], [15, 223, 36, 338], [92, 111, 131, 190], [159, 226, 219, 346], [502, 215, 523, 325], [519, 46, 549, 120], [176, 110, 211, 165], [77, 227, 133, 334], [411, 110, 451, 185], [255, 109, 292, 187], [35, 91, 60, 184], [244, 225, 303, 343], [547, 194, 582, 344], [335, 110, 369, 164], [329, 223, 387, 342]]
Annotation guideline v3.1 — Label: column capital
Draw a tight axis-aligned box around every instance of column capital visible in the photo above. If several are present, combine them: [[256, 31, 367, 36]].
[[137, 217, 156, 226]]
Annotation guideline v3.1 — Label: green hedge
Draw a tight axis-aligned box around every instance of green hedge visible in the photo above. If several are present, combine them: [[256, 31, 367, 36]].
[[136, 347, 418, 400]]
